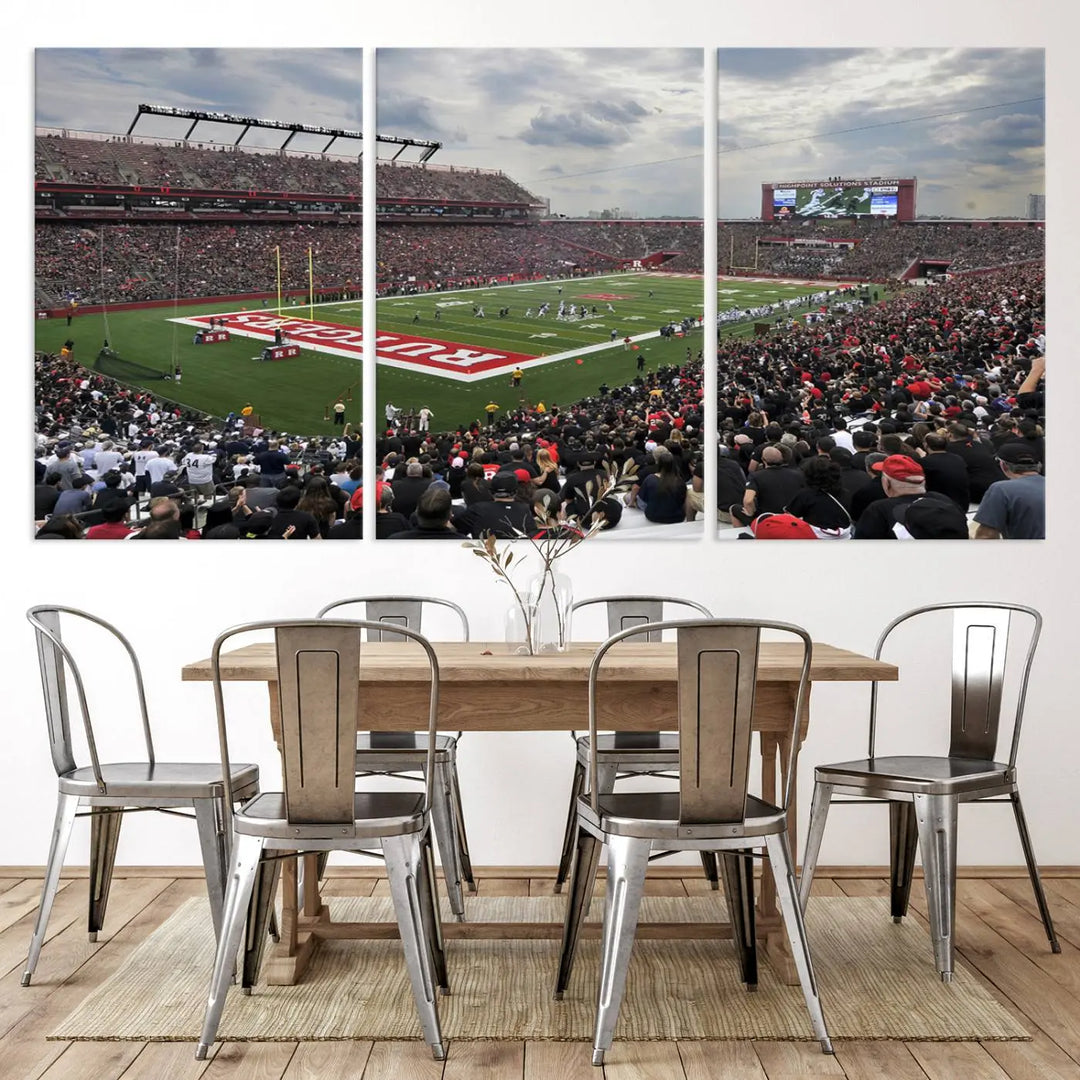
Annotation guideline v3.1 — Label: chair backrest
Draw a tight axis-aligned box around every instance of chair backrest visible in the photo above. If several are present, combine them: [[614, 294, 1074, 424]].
[[211, 619, 440, 821], [870, 602, 1040, 768], [587, 619, 811, 822], [571, 596, 713, 642], [316, 596, 470, 642], [26, 605, 154, 788]]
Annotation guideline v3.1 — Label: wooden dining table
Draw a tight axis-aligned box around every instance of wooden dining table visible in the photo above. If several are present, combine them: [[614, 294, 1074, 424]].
[[182, 639, 897, 986]]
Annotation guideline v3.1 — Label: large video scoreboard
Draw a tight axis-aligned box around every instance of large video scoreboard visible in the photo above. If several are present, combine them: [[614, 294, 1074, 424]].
[[761, 178, 916, 222]]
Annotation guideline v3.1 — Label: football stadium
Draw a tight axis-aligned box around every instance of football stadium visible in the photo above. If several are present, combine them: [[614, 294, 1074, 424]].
[[35, 101, 1045, 541]]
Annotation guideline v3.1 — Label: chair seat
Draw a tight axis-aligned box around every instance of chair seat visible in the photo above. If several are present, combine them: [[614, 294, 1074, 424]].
[[59, 761, 260, 800], [576, 733, 679, 766], [358, 733, 457, 753], [234, 790, 426, 840], [577, 790, 785, 840], [815, 755, 1014, 795]]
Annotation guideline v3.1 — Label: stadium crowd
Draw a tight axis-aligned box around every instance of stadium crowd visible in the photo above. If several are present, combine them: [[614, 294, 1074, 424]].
[[36, 134, 536, 204], [32, 338, 713, 539], [35, 222, 362, 305], [709, 261, 1046, 539], [32, 259, 1047, 542], [38, 214, 1043, 310], [725, 219, 1043, 281]]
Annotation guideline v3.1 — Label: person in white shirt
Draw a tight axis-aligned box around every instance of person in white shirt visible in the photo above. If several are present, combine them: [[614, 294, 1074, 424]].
[[132, 445, 158, 494], [181, 443, 217, 497], [418, 406, 433, 432], [78, 443, 98, 475], [93, 442, 125, 477], [146, 451, 180, 487]]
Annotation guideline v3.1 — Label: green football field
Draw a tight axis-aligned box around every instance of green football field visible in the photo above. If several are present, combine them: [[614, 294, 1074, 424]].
[[34, 273, 846, 435]]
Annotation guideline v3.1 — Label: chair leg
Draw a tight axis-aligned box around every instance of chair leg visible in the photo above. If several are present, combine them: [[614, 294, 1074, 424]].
[[595, 763, 619, 795], [87, 807, 124, 941], [700, 852, 720, 890], [554, 824, 601, 999], [798, 781, 834, 912], [417, 827, 450, 993], [429, 758, 465, 920], [193, 798, 228, 942], [719, 851, 757, 989], [446, 752, 476, 892], [382, 833, 445, 1060], [889, 801, 919, 923], [592, 834, 651, 1066], [196, 833, 265, 1060], [23, 792, 79, 986], [764, 832, 833, 1053], [1010, 790, 1060, 953], [554, 759, 587, 893], [913, 793, 958, 982], [242, 856, 281, 991]]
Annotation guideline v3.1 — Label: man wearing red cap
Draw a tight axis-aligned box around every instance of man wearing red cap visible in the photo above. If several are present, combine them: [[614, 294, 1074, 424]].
[[853, 454, 929, 539]]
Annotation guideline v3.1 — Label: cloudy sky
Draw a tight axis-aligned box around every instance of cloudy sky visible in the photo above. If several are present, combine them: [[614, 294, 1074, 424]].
[[36, 48, 702, 217], [34, 47, 1043, 220], [36, 49, 364, 155], [719, 48, 1045, 219], [377, 49, 703, 217]]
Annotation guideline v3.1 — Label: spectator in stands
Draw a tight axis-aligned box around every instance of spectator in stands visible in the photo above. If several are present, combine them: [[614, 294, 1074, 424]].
[[86, 502, 133, 539], [453, 472, 534, 538], [734, 445, 805, 525], [52, 474, 95, 517], [387, 486, 466, 539], [920, 432, 971, 510], [638, 451, 688, 524], [973, 443, 1045, 539], [265, 485, 321, 540], [853, 455, 929, 539]]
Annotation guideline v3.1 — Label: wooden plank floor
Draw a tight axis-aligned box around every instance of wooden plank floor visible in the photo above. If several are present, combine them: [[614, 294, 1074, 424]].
[[0, 869, 1077, 1080]]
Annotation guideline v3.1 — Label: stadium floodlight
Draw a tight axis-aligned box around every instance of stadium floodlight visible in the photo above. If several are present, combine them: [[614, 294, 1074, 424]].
[[128, 105, 442, 161]]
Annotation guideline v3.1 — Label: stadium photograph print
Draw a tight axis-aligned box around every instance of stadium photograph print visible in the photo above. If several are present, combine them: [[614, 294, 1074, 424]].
[[714, 47, 1045, 542], [34, 48, 366, 540], [373, 47, 706, 541]]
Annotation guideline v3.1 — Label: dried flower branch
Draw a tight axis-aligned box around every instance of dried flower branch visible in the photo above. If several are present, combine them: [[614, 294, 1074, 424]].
[[465, 459, 639, 652]]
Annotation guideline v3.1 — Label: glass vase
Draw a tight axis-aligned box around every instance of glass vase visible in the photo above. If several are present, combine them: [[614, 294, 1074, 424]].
[[504, 600, 538, 655], [527, 570, 574, 653]]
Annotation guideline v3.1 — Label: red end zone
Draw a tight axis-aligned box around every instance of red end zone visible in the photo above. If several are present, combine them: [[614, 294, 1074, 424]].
[[176, 311, 538, 381]]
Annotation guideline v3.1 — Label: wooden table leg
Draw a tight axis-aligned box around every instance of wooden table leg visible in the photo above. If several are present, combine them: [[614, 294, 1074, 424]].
[[261, 682, 327, 985], [278, 856, 299, 955], [302, 854, 324, 917]]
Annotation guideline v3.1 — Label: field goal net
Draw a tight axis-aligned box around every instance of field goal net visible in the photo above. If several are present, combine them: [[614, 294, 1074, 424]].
[[93, 347, 171, 383]]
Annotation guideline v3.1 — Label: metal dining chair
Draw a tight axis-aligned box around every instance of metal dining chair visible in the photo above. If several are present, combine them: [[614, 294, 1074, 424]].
[[24, 605, 261, 986], [197, 618, 448, 1062], [316, 596, 473, 919], [799, 602, 1059, 982], [555, 619, 832, 1065], [554, 596, 715, 893]]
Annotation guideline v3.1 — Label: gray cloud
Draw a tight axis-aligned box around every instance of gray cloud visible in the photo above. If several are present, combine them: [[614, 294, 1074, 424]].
[[519, 104, 641, 148], [718, 48, 867, 81], [718, 47, 1044, 218]]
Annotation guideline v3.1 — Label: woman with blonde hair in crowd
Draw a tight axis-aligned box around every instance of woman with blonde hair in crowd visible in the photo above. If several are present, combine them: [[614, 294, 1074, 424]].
[[533, 447, 560, 493]]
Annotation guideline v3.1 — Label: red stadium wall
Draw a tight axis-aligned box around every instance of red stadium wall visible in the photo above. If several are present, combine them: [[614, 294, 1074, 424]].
[[37, 287, 349, 321]]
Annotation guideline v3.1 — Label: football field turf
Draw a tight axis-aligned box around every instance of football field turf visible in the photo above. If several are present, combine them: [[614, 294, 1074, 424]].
[[34, 273, 846, 435]]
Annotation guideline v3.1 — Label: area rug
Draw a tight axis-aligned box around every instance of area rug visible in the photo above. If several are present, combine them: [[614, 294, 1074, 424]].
[[50, 895, 1027, 1042]]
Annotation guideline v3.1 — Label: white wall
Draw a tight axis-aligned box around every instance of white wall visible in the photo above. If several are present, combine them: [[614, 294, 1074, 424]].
[[8, 0, 1074, 872]]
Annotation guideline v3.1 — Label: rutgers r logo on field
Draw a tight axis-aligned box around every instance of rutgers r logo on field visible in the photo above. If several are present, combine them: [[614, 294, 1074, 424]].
[[171, 313, 538, 383]]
